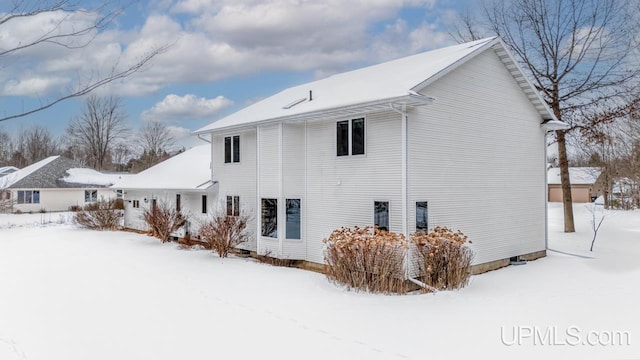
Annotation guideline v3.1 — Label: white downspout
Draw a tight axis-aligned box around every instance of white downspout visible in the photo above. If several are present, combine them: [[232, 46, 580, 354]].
[[278, 121, 284, 257], [256, 126, 261, 255], [389, 104, 410, 278]]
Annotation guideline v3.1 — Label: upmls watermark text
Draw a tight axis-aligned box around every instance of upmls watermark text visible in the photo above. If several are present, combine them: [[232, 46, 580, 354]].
[[500, 325, 631, 347]]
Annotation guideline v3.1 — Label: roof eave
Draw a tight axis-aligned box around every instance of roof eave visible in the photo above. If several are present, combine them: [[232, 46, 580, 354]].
[[194, 94, 434, 135]]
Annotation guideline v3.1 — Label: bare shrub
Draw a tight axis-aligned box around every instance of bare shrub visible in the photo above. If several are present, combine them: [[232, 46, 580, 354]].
[[198, 211, 250, 258], [142, 200, 186, 243], [74, 199, 124, 230], [323, 226, 408, 294], [412, 226, 474, 291]]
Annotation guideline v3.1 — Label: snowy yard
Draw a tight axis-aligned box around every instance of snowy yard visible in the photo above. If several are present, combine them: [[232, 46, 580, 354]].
[[1, 204, 639, 360]]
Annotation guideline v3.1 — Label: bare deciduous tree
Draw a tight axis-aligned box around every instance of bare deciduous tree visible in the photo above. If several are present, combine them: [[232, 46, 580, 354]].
[[140, 120, 175, 162], [0, 0, 167, 123], [66, 95, 129, 170], [22, 125, 60, 163], [451, 0, 640, 232]]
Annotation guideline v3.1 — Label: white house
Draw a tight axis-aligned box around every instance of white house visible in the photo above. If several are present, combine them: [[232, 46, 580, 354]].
[[113, 145, 216, 235], [194, 37, 561, 274], [0, 156, 124, 213]]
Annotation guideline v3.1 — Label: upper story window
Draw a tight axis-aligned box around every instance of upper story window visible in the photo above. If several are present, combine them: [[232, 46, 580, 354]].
[[224, 135, 240, 163], [337, 118, 365, 156]]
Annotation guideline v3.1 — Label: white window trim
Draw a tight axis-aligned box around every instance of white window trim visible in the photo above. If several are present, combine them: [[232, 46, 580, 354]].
[[373, 200, 391, 231], [336, 116, 367, 158], [224, 134, 241, 164]]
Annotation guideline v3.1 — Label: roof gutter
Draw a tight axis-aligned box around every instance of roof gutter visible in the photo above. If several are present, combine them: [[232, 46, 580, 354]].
[[193, 93, 435, 135]]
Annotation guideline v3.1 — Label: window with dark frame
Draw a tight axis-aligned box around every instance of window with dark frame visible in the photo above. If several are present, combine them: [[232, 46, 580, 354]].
[[261, 198, 277, 238], [336, 120, 349, 156], [202, 195, 208, 214], [224, 136, 232, 163], [286, 199, 301, 240], [374, 201, 389, 231], [352, 118, 365, 155], [416, 201, 428, 232], [132, 200, 140, 208], [336, 118, 365, 156], [226, 196, 240, 216], [224, 135, 240, 163]]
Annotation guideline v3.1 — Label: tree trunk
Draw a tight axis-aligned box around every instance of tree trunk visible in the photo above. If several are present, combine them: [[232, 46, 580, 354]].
[[556, 130, 575, 232]]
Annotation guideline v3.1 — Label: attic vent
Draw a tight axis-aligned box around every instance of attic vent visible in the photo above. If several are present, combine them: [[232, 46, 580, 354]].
[[283, 97, 307, 109]]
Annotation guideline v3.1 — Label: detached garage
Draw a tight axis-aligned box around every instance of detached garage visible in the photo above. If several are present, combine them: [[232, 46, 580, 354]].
[[548, 167, 602, 203]]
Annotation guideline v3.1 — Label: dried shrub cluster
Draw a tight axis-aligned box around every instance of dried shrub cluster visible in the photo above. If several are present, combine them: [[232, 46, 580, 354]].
[[143, 201, 186, 243], [324, 226, 409, 294], [198, 213, 250, 258], [74, 199, 124, 230], [412, 226, 473, 291], [324, 226, 474, 294]]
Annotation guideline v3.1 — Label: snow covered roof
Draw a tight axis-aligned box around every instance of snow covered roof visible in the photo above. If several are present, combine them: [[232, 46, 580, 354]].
[[0, 156, 121, 189], [0, 156, 58, 188], [547, 167, 602, 185], [195, 37, 556, 134], [60, 168, 132, 187], [112, 145, 212, 191], [0, 166, 19, 177]]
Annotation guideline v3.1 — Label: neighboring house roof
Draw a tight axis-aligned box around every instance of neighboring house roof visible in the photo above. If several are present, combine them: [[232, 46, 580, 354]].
[[60, 168, 133, 187], [112, 145, 213, 191], [0, 156, 119, 189], [195, 37, 557, 134], [0, 166, 19, 177], [547, 167, 602, 185]]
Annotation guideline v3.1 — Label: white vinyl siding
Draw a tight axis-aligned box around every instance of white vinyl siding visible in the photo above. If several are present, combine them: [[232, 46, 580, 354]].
[[213, 129, 258, 251], [305, 110, 403, 263], [257, 124, 280, 255], [281, 123, 306, 258], [407, 48, 546, 266]]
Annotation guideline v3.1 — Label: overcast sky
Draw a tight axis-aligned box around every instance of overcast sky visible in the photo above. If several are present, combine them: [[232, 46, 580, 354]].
[[0, 0, 475, 148]]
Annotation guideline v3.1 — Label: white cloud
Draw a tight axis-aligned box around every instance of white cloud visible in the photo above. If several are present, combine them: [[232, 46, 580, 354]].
[[141, 94, 234, 122], [166, 125, 207, 150], [0, 1, 454, 98]]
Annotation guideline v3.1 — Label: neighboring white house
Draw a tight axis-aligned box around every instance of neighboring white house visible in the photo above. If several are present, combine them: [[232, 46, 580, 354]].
[[113, 145, 216, 236], [0, 156, 124, 213], [547, 167, 602, 203], [193, 37, 562, 274]]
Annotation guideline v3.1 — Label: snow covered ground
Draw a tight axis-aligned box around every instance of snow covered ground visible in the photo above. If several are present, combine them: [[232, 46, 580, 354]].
[[0, 203, 638, 360]]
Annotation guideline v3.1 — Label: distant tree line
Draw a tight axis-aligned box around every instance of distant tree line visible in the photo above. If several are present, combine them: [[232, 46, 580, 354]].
[[0, 96, 181, 173]]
